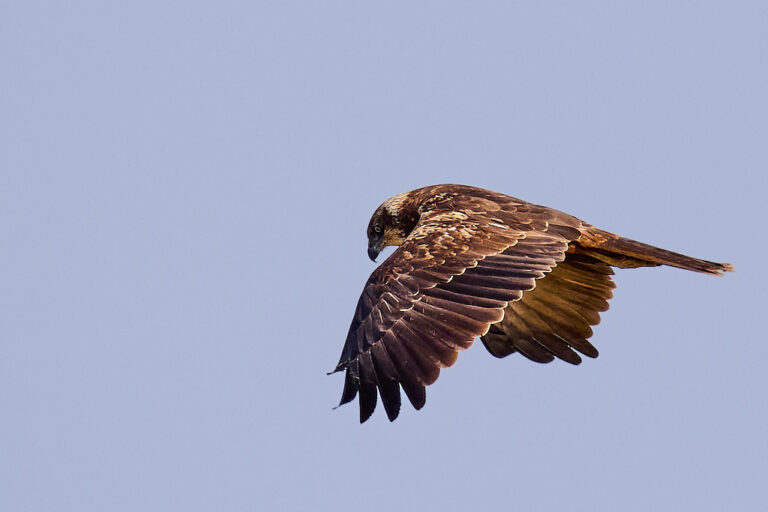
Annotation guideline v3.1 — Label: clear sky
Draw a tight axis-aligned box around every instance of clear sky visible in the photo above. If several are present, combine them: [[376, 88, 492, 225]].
[[2, 2, 766, 511]]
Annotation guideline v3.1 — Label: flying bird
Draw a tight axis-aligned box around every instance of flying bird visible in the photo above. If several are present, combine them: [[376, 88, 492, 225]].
[[331, 184, 733, 423]]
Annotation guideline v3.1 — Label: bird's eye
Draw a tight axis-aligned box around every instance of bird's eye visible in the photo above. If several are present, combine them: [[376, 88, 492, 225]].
[[373, 226, 382, 234]]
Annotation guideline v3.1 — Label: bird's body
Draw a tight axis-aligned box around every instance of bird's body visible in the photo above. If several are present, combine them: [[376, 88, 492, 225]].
[[333, 184, 732, 423]]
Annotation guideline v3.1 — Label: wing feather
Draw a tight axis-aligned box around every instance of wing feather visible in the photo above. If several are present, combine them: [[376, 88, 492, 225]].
[[370, 343, 402, 421], [357, 352, 378, 423], [481, 253, 614, 363]]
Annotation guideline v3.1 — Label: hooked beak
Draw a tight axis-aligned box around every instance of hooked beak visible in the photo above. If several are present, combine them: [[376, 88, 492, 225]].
[[368, 238, 384, 262]]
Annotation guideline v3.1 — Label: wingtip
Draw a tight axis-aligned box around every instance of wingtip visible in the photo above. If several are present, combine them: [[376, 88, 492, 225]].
[[359, 408, 375, 424], [327, 361, 347, 375], [384, 403, 401, 422]]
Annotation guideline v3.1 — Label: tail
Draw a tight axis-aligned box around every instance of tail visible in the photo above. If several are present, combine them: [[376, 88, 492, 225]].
[[575, 227, 734, 275]]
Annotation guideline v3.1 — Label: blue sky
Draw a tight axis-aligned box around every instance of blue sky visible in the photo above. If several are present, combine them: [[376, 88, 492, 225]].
[[2, 2, 766, 511]]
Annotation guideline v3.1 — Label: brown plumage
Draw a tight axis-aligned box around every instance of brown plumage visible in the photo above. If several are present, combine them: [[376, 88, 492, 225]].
[[332, 184, 733, 423]]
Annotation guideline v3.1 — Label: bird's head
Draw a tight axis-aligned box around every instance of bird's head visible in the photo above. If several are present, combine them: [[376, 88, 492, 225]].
[[366, 191, 420, 262]]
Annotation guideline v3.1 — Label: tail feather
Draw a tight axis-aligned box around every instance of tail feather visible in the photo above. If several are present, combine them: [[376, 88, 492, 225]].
[[576, 228, 734, 275]]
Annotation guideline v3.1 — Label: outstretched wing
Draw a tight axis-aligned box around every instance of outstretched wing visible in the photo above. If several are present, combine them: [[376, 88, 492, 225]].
[[333, 197, 583, 422], [480, 252, 616, 364]]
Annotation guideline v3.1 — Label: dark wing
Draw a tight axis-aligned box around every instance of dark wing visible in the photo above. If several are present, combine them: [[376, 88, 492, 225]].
[[480, 252, 615, 364], [333, 199, 583, 422]]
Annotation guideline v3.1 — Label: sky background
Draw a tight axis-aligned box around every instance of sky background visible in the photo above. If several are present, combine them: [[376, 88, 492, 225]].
[[2, 1, 767, 511]]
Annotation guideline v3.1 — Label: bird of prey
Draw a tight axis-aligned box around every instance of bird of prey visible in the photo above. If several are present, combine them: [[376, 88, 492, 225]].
[[331, 184, 733, 423]]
